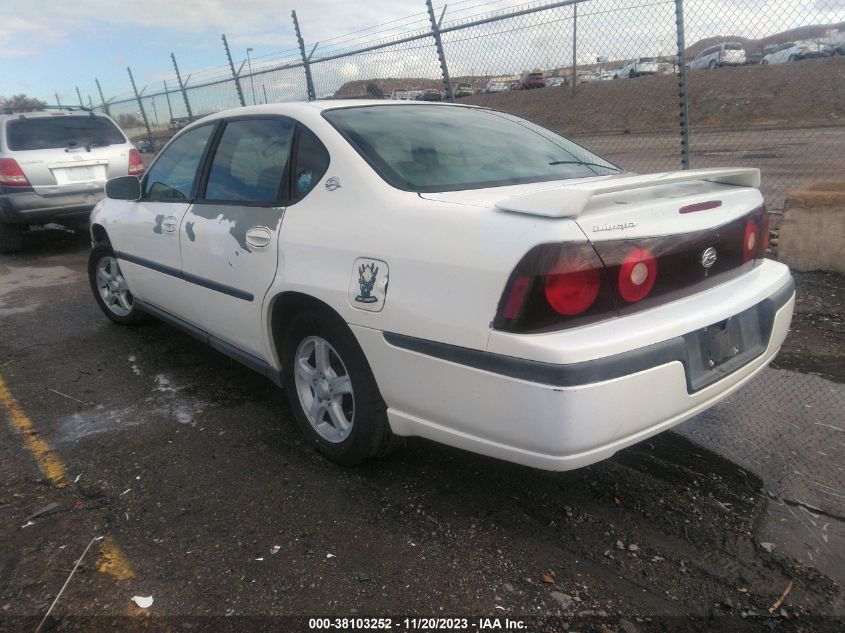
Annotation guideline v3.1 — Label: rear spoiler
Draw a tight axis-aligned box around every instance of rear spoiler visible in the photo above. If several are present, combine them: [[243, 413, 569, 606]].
[[494, 168, 761, 218]]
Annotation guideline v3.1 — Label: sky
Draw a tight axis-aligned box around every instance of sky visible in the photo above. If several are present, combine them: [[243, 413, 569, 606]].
[[1, 0, 844, 109]]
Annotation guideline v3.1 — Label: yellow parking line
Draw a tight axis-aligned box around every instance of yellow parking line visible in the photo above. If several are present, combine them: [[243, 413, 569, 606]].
[[97, 536, 137, 581], [0, 373, 67, 487]]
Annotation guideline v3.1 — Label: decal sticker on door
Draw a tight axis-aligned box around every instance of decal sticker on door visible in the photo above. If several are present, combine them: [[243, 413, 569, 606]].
[[349, 258, 388, 312]]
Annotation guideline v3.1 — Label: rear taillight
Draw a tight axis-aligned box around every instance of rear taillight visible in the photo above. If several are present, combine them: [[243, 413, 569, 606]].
[[494, 243, 615, 333], [742, 220, 758, 262], [128, 149, 145, 175], [617, 247, 658, 303], [720, 50, 727, 58], [544, 262, 601, 316], [758, 208, 770, 256], [0, 158, 31, 187]]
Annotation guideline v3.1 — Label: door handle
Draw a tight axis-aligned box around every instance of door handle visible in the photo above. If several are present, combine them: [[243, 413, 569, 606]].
[[245, 226, 272, 249]]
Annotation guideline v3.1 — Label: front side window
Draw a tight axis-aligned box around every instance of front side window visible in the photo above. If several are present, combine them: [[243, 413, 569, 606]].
[[292, 126, 330, 201], [324, 105, 620, 193], [204, 118, 295, 203], [143, 124, 214, 201], [6, 115, 125, 151]]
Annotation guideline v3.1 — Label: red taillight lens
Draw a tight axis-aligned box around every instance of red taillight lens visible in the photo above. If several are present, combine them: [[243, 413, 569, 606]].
[[0, 158, 31, 187], [617, 247, 658, 303], [544, 264, 601, 315], [128, 149, 145, 175], [494, 242, 615, 333], [742, 220, 759, 262]]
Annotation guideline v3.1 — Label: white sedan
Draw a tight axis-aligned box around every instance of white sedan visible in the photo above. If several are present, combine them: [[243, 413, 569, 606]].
[[89, 101, 794, 471], [614, 57, 660, 78]]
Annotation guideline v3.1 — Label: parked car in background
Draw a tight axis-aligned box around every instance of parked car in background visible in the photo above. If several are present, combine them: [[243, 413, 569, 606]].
[[614, 57, 659, 78], [830, 30, 845, 55], [415, 89, 442, 101], [0, 106, 144, 252], [454, 83, 473, 98], [516, 71, 546, 89], [484, 80, 511, 93], [762, 40, 826, 64], [688, 42, 747, 70], [90, 100, 794, 472], [544, 76, 567, 88]]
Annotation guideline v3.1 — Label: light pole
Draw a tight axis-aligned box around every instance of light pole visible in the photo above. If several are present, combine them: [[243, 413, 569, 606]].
[[246, 48, 256, 105]]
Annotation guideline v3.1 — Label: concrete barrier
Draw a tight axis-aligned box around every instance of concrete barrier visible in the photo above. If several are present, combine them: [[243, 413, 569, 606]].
[[777, 181, 845, 274]]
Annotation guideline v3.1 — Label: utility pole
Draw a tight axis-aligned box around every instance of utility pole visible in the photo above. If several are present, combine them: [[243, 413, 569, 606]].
[[95, 78, 110, 115], [292, 10, 317, 101], [76, 86, 84, 108], [55, 93, 62, 107], [426, 0, 454, 102], [675, 0, 690, 169], [246, 48, 257, 105], [171, 52, 193, 119], [263, 84, 269, 104], [127, 66, 154, 145], [222, 34, 246, 107]]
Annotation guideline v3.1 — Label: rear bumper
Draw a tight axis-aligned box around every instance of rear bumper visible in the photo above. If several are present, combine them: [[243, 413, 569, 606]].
[[353, 260, 794, 470], [0, 188, 103, 224]]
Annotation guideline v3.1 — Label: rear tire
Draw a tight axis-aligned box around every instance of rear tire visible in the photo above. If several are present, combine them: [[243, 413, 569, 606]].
[[88, 243, 146, 324], [709, 60, 717, 70], [281, 309, 400, 466], [0, 223, 23, 254], [788, 55, 797, 63]]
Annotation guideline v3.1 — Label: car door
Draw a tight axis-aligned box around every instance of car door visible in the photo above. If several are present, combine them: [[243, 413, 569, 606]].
[[110, 123, 215, 321], [179, 116, 298, 359]]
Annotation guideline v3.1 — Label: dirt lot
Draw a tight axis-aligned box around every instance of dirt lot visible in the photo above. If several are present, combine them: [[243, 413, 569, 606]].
[[0, 228, 843, 632]]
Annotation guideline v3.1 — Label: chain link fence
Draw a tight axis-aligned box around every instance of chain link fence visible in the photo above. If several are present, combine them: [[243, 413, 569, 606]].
[[68, 0, 845, 213]]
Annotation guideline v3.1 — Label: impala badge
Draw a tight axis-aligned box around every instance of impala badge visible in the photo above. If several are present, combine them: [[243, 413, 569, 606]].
[[349, 258, 388, 312], [701, 247, 717, 269]]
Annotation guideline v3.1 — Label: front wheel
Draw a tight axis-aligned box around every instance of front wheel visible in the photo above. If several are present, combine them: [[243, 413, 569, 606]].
[[281, 309, 400, 466], [88, 243, 146, 324]]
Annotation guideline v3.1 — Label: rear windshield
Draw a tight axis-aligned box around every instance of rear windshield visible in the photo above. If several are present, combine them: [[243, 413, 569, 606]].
[[725, 43, 744, 50], [5, 115, 125, 151], [528, 73, 544, 79], [639, 57, 656, 62], [324, 105, 620, 192]]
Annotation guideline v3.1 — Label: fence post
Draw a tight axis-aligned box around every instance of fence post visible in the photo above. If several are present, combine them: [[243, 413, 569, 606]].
[[163, 80, 175, 123], [95, 78, 110, 116], [171, 53, 194, 119], [292, 10, 317, 101], [222, 34, 246, 107], [127, 66, 154, 145], [55, 93, 61, 107], [674, 0, 690, 170], [426, 0, 454, 102], [75, 86, 84, 108], [571, 4, 578, 96]]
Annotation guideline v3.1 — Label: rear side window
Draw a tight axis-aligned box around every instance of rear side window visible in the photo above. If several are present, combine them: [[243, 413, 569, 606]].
[[292, 126, 330, 200], [144, 124, 214, 201], [204, 118, 295, 203], [5, 115, 125, 151]]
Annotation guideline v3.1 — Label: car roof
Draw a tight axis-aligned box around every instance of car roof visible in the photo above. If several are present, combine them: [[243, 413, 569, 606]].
[[0, 110, 106, 121], [188, 99, 474, 124]]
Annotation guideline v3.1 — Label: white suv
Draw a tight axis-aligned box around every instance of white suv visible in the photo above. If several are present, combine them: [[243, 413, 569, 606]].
[[688, 42, 747, 70], [0, 106, 143, 252], [89, 101, 794, 470]]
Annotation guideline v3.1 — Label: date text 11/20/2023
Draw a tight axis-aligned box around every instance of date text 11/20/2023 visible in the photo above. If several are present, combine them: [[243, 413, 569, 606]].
[[307, 617, 527, 630]]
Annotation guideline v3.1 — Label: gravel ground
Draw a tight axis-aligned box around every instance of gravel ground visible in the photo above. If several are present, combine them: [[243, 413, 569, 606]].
[[0, 229, 843, 632]]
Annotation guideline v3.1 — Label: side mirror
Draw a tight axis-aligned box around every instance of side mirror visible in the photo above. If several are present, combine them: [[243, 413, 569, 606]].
[[106, 175, 142, 201]]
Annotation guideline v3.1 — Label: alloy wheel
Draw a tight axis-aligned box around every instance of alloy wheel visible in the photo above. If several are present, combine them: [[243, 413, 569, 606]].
[[293, 336, 355, 443], [96, 256, 134, 317]]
